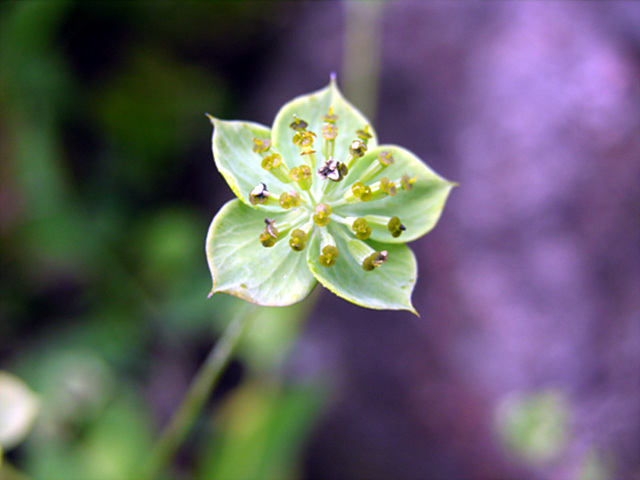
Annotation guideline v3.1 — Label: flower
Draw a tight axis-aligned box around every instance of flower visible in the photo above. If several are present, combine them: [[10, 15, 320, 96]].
[[205, 76, 455, 313]]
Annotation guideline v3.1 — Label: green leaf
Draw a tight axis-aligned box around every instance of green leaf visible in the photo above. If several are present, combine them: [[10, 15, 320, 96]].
[[336, 145, 456, 243], [206, 199, 316, 306], [307, 224, 417, 313], [270, 78, 377, 198], [211, 118, 289, 211]]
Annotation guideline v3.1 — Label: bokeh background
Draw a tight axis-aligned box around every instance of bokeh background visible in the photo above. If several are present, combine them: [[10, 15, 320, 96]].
[[1, 1, 639, 479]]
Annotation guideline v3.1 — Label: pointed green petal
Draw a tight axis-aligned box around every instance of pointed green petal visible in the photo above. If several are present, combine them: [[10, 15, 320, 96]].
[[206, 199, 316, 306], [271, 78, 377, 197], [211, 118, 290, 211], [307, 224, 417, 313], [336, 145, 455, 243]]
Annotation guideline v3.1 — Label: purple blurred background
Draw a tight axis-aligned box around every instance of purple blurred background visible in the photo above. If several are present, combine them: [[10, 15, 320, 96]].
[[268, 2, 640, 479]]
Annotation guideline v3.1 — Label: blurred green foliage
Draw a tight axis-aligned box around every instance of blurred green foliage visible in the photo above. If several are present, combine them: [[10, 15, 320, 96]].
[[496, 389, 568, 464], [0, 2, 323, 478]]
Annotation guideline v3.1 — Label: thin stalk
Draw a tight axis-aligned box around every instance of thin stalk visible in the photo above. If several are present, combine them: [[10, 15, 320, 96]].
[[141, 302, 256, 480]]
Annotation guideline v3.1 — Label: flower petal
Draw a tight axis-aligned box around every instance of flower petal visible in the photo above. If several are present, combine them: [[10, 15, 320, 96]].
[[307, 223, 417, 313], [271, 78, 377, 198], [335, 145, 455, 243], [211, 118, 290, 211], [206, 199, 316, 306]]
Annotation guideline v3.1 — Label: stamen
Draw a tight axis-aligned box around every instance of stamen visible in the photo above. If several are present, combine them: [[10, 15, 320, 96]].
[[345, 214, 406, 239], [319, 245, 339, 267], [317, 157, 348, 182], [346, 139, 367, 169], [379, 177, 397, 196], [322, 106, 338, 123], [360, 150, 395, 184], [313, 203, 332, 227], [378, 151, 395, 166], [344, 237, 387, 271], [289, 165, 313, 191], [278, 191, 302, 209], [293, 130, 316, 147], [289, 228, 308, 252], [264, 218, 278, 237], [361, 179, 396, 201], [387, 216, 406, 238], [318, 230, 338, 267], [400, 174, 417, 191], [252, 138, 271, 153], [362, 251, 388, 271], [356, 125, 372, 144], [249, 183, 278, 206], [349, 139, 367, 157], [261, 153, 291, 184], [344, 181, 372, 202], [322, 123, 338, 141], [351, 217, 372, 240], [322, 107, 338, 159], [289, 114, 308, 131], [259, 218, 278, 247], [291, 130, 317, 168]]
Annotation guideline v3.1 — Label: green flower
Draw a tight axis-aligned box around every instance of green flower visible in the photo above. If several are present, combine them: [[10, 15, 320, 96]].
[[205, 77, 455, 313]]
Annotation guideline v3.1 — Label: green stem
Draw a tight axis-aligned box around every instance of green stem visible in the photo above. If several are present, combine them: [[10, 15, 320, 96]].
[[141, 302, 256, 480]]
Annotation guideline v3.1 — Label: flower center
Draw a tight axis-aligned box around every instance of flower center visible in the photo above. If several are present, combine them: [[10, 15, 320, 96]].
[[249, 107, 414, 269]]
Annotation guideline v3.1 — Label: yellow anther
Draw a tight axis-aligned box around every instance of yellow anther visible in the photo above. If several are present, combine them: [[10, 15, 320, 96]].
[[253, 138, 271, 153], [380, 177, 397, 196], [352, 217, 372, 240], [356, 125, 372, 143], [289, 165, 313, 190], [289, 115, 308, 131], [349, 139, 367, 158], [378, 151, 395, 166], [279, 191, 301, 209], [313, 203, 332, 227], [289, 228, 308, 252], [388, 217, 406, 238], [319, 245, 339, 267], [322, 106, 338, 123], [322, 123, 338, 140], [261, 153, 282, 170], [401, 174, 417, 190], [362, 251, 388, 271]]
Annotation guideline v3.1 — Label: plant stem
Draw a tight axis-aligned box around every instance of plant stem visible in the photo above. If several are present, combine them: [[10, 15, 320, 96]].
[[141, 302, 256, 480]]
